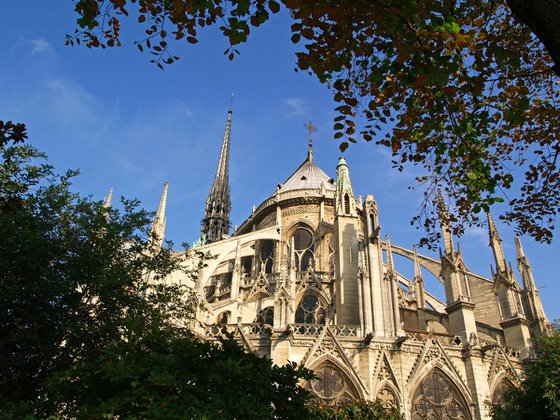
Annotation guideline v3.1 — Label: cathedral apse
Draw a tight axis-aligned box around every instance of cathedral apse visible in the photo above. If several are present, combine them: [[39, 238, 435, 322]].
[[145, 111, 549, 419]]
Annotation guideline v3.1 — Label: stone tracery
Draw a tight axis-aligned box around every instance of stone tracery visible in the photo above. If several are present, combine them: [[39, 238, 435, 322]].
[[295, 294, 327, 324], [411, 369, 471, 420], [307, 361, 360, 405]]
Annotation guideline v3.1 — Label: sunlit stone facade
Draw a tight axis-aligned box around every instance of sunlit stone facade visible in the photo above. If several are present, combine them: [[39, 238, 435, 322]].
[[154, 113, 549, 419]]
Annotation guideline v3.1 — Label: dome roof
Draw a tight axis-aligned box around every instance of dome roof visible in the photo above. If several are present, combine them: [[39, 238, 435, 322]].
[[278, 156, 336, 193]]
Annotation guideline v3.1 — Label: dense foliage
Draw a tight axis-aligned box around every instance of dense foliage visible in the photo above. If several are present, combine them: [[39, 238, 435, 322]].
[[491, 323, 560, 420], [309, 399, 403, 419], [65, 0, 559, 246], [0, 140, 313, 418]]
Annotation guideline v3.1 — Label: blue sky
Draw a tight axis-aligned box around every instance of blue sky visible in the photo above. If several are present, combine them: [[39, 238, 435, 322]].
[[1, 1, 558, 321]]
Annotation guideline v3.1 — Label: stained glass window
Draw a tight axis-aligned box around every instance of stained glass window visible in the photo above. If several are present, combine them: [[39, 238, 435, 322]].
[[259, 240, 274, 274], [295, 295, 326, 324], [254, 306, 274, 325], [292, 227, 314, 271]]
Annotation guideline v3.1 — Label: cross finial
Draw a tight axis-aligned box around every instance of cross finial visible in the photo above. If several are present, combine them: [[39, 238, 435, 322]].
[[304, 120, 317, 161]]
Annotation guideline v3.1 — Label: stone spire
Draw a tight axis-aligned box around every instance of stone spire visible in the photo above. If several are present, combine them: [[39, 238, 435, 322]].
[[437, 190, 454, 254], [515, 236, 535, 290], [103, 187, 113, 208], [151, 182, 168, 247], [201, 109, 232, 242], [515, 236, 548, 334], [487, 212, 507, 273]]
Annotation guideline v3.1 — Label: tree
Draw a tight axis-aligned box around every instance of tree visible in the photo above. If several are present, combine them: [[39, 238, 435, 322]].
[[491, 323, 560, 420], [65, 0, 559, 246], [0, 139, 313, 418], [309, 399, 403, 419], [48, 330, 313, 419]]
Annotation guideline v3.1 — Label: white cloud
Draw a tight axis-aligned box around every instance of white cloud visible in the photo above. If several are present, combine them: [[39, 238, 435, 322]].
[[464, 226, 488, 246], [30, 38, 52, 54], [284, 97, 305, 116]]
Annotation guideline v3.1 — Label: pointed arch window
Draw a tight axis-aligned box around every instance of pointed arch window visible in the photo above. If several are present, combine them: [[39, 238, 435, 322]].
[[258, 240, 275, 274], [306, 361, 359, 405], [344, 193, 350, 214], [292, 227, 315, 272], [216, 311, 231, 325], [411, 369, 471, 420], [295, 294, 326, 324], [253, 306, 274, 325], [491, 379, 513, 409]]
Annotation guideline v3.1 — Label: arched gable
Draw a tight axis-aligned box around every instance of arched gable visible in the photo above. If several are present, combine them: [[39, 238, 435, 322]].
[[306, 355, 364, 405], [489, 371, 515, 408], [374, 380, 401, 411], [409, 366, 472, 420]]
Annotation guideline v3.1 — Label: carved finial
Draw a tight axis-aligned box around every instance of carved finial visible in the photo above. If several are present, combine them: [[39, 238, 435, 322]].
[[413, 245, 422, 280], [437, 189, 454, 254], [304, 120, 317, 162], [385, 234, 395, 271]]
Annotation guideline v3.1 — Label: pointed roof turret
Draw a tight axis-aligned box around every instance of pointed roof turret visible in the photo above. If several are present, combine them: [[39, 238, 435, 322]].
[[201, 109, 232, 242], [335, 157, 357, 216]]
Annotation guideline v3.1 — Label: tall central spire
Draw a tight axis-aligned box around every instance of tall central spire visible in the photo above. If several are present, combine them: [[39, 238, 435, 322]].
[[201, 109, 232, 243]]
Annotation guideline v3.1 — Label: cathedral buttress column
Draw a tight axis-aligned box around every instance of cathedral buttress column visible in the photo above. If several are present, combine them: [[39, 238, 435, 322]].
[[385, 236, 403, 336], [413, 245, 428, 330], [334, 157, 361, 327], [486, 213, 531, 350], [438, 192, 478, 342], [363, 195, 387, 337], [515, 236, 549, 336]]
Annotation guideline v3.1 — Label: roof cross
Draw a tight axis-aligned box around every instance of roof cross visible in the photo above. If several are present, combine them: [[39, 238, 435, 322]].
[[304, 120, 317, 161]]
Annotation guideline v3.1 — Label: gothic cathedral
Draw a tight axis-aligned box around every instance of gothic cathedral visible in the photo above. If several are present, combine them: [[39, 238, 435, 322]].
[[149, 110, 550, 419]]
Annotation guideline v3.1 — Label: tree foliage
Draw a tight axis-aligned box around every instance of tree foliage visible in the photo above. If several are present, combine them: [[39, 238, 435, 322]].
[[309, 399, 403, 419], [491, 323, 560, 420], [67, 0, 559, 246], [48, 330, 313, 419], [0, 139, 313, 418]]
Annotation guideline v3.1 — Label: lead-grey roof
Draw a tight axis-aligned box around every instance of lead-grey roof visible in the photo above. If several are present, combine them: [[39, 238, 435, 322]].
[[277, 156, 336, 193]]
